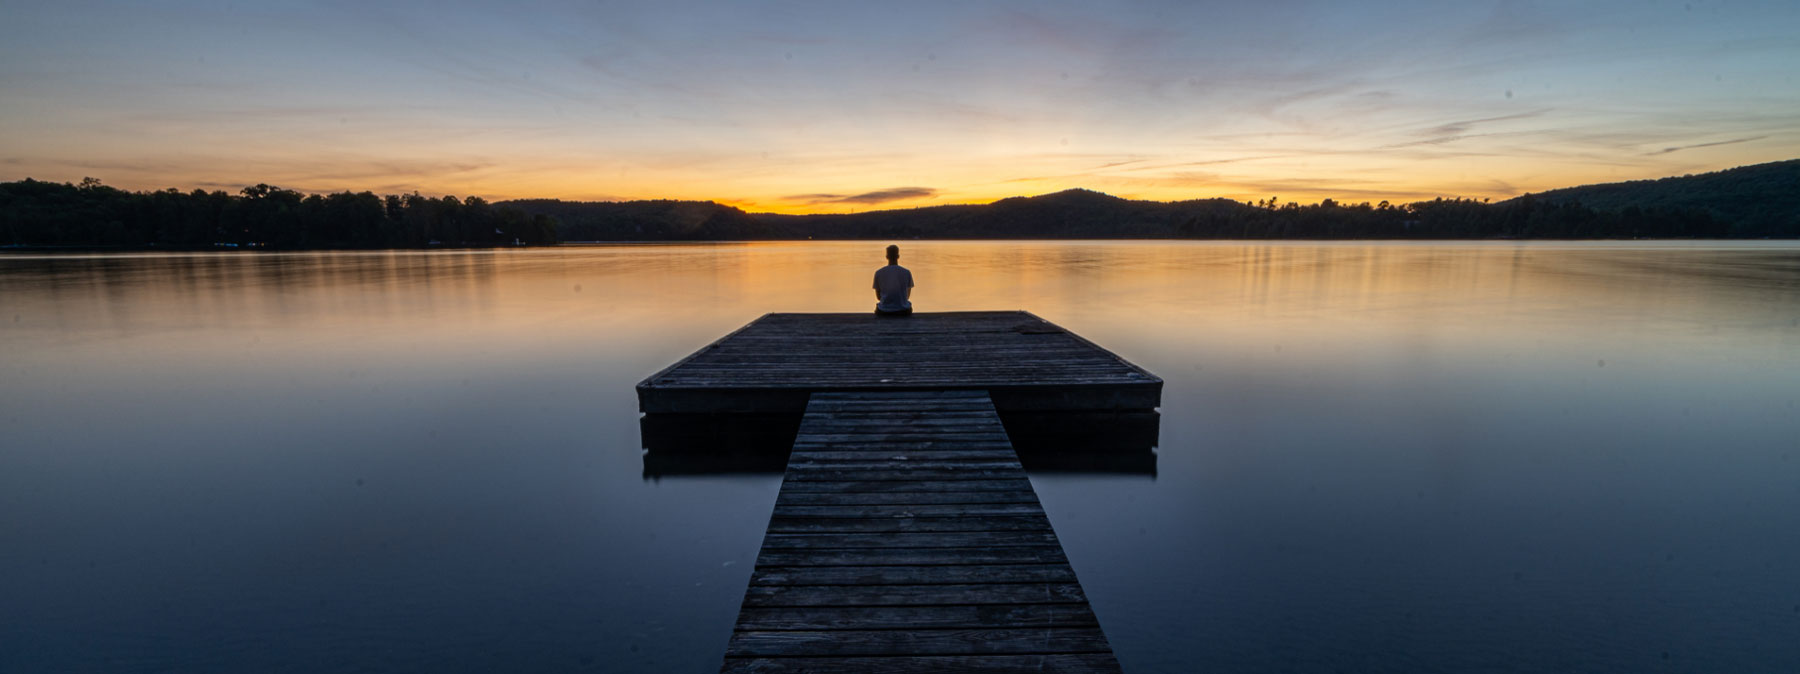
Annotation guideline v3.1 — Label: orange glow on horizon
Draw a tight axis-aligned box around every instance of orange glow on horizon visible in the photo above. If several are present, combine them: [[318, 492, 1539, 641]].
[[20, 155, 1778, 218]]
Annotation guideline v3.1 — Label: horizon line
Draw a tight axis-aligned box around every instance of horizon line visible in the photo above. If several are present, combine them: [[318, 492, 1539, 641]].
[[8, 157, 1791, 216]]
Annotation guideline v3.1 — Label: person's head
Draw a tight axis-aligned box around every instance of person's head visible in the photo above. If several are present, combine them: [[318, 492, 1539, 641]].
[[885, 244, 900, 263]]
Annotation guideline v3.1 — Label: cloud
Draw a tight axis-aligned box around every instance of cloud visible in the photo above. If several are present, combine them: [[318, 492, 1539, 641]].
[[1645, 135, 1767, 155], [1420, 109, 1551, 138], [786, 187, 937, 205], [1092, 158, 1148, 170]]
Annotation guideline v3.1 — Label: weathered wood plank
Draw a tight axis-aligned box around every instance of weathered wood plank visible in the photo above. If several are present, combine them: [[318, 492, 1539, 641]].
[[782, 469, 1028, 482], [796, 420, 1012, 430], [721, 653, 1121, 674], [732, 604, 1099, 631], [792, 433, 1014, 444], [785, 460, 1024, 472], [790, 440, 1016, 450], [774, 491, 1041, 506], [765, 516, 1051, 534], [740, 583, 1090, 607], [771, 503, 1046, 518], [724, 627, 1113, 657], [776, 479, 1035, 493], [798, 390, 989, 400], [758, 531, 1063, 549], [800, 410, 997, 419], [755, 546, 1067, 567], [750, 564, 1076, 586], [789, 449, 1021, 461]]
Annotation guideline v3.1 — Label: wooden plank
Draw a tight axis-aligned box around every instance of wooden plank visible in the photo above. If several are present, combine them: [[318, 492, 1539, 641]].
[[800, 410, 997, 418], [633, 311, 771, 386], [731, 604, 1099, 631], [771, 504, 1046, 518], [721, 653, 1121, 674], [776, 479, 1035, 493], [782, 469, 1027, 482], [740, 583, 1090, 608], [755, 546, 1067, 567], [789, 448, 1019, 457], [750, 564, 1076, 586], [724, 627, 1113, 657], [798, 390, 988, 400], [758, 531, 1063, 549], [774, 491, 1041, 506], [797, 419, 1013, 428], [785, 460, 1025, 472], [792, 438, 1015, 445], [764, 516, 1052, 534], [789, 450, 1021, 461]]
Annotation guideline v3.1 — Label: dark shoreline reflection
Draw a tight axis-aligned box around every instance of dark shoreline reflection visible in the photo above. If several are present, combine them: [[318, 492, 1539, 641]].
[[640, 409, 1158, 479], [640, 413, 800, 479], [1005, 411, 1158, 477]]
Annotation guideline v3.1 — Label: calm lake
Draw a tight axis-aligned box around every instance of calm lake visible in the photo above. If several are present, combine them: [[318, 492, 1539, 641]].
[[4, 241, 1798, 673]]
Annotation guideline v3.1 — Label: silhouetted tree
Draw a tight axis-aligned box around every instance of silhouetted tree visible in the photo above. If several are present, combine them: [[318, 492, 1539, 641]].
[[2, 163, 1794, 247]]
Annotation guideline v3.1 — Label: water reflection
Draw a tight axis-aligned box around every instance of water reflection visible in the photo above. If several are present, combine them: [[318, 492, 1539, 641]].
[[4, 242, 1799, 673]]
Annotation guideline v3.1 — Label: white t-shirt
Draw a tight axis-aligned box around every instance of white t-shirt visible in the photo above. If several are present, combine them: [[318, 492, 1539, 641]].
[[873, 264, 914, 312]]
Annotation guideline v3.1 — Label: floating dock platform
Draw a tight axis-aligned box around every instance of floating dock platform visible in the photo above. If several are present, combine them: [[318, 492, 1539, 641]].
[[638, 312, 1158, 673], [637, 311, 1161, 415]]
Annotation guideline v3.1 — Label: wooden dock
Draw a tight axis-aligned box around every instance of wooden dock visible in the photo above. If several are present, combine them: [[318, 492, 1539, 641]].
[[721, 390, 1122, 673], [638, 312, 1160, 414], [637, 312, 1156, 671]]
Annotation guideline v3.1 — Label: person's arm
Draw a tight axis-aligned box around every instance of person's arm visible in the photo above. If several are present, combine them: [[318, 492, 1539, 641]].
[[904, 271, 913, 300], [873, 273, 881, 300]]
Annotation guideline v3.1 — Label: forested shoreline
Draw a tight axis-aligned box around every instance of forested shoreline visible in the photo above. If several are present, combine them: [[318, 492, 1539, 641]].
[[0, 178, 558, 249], [4, 159, 1794, 248]]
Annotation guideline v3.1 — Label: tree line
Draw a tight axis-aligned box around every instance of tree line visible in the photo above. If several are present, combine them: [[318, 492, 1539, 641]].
[[0, 178, 557, 248], [1171, 195, 1733, 239], [1521, 158, 1800, 238], [4, 161, 1794, 248], [742, 190, 1742, 240]]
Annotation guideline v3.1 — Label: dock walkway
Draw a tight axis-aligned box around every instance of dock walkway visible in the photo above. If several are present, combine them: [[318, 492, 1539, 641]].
[[721, 390, 1122, 673]]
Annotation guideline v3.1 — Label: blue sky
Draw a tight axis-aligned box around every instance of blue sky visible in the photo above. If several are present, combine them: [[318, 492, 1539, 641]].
[[3, 0, 1796, 212]]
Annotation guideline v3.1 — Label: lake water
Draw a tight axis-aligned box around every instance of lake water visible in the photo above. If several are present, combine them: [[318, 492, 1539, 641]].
[[3, 241, 1798, 673]]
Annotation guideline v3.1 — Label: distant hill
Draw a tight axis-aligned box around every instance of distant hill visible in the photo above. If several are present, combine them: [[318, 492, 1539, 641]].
[[507, 168, 1800, 240], [751, 190, 1254, 239], [7, 160, 1796, 248], [503, 162, 1799, 241], [500, 190, 1260, 241], [1511, 159, 1800, 237]]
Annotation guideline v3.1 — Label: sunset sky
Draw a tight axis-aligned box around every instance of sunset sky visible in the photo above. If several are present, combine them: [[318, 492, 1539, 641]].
[[3, 0, 1797, 213]]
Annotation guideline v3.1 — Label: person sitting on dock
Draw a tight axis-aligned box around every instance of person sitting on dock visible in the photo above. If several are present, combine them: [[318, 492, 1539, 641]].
[[873, 244, 914, 317]]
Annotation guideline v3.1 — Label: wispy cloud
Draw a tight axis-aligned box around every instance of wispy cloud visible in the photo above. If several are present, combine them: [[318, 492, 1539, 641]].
[[1645, 135, 1767, 156], [785, 187, 937, 205], [1419, 109, 1552, 138]]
